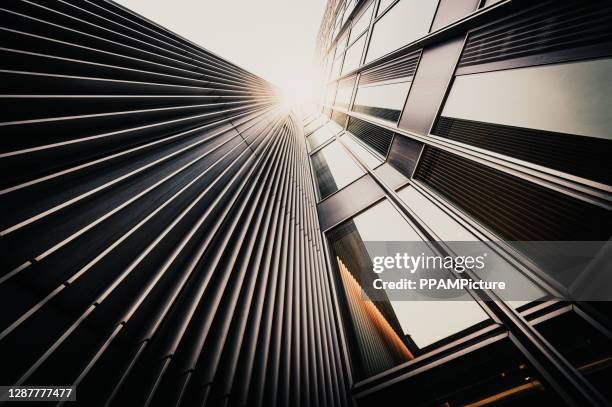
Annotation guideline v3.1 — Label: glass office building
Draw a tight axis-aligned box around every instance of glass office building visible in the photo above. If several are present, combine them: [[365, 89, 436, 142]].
[[1, 0, 611, 406], [311, 0, 612, 406]]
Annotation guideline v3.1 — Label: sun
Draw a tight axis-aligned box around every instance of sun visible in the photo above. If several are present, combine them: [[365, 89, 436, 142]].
[[275, 69, 325, 114]]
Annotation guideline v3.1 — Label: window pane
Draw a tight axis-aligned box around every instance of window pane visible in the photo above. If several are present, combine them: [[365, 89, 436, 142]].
[[307, 122, 340, 151], [349, 3, 374, 44], [334, 76, 356, 109], [311, 141, 364, 199], [377, 0, 396, 16], [330, 55, 343, 80], [331, 110, 348, 128], [335, 4, 345, 28], [396, 184, 545, 308], [325, 59, 334, 81], [353, 80, 412, 122], [341, 1, 353, 27], [323, 83, 337, 107], [339, 132, 383, 168], [366, 0, 438, 63], [328, 199, 489, 375], [341, 34, 367, 75], [346, 116, 394, 156], [397, 185, 477, 241], [325, 46, 336, 73], [304, 115, 327, 134], [337, 32, 349, 54], [442, 58, 612, 140], [327, 119, 344, 134], [331, 20, 341, 42]]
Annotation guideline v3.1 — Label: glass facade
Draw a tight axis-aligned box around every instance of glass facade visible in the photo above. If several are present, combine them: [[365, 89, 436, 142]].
[[328, 200, 489, 353], [311, 140, 364, 199], [339, 132, 383, 169], [323, 82, 337, 109], [353, 79, 411, 122], [333, 76, 356, 109], [312, 0, 612, 405], [307, 121, 342, 151], [341, 34, 367, 76], [330, 55, 343, 81], [442, 58, 612, 140], [366, 0, 438, 63], [348, 2, 374, 44], [377, 0, 397, 16]]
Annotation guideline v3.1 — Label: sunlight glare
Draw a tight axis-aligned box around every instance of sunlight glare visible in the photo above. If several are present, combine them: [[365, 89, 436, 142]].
[[275, 66, 324, 114]]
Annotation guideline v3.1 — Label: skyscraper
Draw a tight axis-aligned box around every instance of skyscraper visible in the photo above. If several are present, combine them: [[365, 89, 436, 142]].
[[1, 0, 611, 406], [0, 1, 345, 405], [311, 0, 611, 406]]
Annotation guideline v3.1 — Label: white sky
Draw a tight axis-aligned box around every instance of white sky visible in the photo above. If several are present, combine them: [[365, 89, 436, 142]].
[[114, 0, 327, 89]]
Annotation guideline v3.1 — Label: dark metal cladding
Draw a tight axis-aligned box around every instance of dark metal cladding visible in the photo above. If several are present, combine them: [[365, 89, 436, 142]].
[[0, 1, 348, 406]]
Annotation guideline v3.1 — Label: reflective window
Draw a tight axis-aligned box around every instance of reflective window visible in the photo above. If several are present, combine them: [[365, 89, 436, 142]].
[[353, 80, 412, 122], [341, 1, 353, 27], [327, 118, 344, 134], [346, 116, 394, 156], [328, 199, 489, 372], [397, 186, 478, 242], [334, 76, 356, 109], [339, 132, 383, 168], [341, 34, 367, 75], [442, 58, 612, 140], [331, 21, 341, 43], [323, 83, 337, 108], [311, 141, 364, 199], [330, 55, 343, 80], [366, 0, 439, 63], [353, 50, 419, 122], [307, 122, 341, 151], [325, 58, 334, 81], [396, 185, 545, 307], [377, 0, 396, 16], [349, 2, 374, 44], [337, 32, 349, 54], [331, 110, 348, 128], [304, 115, 328, 134], [335, 4, 345, 28], [325, 46, 336, 79]]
